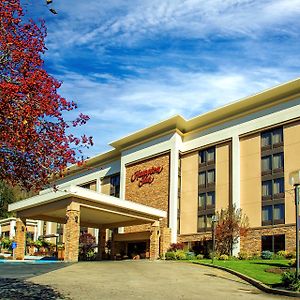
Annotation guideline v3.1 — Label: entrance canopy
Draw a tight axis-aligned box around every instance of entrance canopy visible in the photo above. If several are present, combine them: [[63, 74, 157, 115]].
[[8, 185, 167, 228]]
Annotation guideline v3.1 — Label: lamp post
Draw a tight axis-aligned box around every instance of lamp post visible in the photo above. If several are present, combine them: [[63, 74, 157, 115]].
[[289, 171, 300, 278], [211, 215, 218, 264]]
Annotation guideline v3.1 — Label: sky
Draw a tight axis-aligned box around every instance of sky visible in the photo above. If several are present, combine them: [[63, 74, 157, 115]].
[[22, 0, 300, 158]]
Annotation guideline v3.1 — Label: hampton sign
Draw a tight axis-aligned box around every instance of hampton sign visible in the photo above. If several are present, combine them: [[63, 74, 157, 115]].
[[131, 166, 163, 187]]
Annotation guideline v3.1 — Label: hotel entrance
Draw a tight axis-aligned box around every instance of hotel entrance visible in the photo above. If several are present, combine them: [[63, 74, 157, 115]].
[[127, 241, 148, 259]]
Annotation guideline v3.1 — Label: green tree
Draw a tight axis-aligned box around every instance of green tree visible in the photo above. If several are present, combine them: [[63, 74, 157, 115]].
[[0, 181, 15, 218]]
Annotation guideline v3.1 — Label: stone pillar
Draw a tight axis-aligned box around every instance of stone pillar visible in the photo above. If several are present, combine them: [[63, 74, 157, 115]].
[[150, 221, 160, 260], [15, 218, 26, 260], [97, 228, 106, 260], [110, 228, 117, 260], [64, 202, 80, 262], [160, 227, 171, 259]]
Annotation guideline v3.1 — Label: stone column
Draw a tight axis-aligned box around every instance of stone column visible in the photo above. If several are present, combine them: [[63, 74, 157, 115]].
[[64, 202, 80, 262], [97, 228, 106, 260], [110, 228, 117, 260], [150, 221, 160, 260], [159, 227, 171, 259], [15, 218, 26, 260]]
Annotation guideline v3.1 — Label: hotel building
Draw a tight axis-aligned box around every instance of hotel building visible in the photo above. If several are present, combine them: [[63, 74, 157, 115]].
[[8, 78, 300, 261]]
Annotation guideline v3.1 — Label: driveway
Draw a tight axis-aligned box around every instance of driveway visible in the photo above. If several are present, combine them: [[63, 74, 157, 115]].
[[26, 260, 291, 300]]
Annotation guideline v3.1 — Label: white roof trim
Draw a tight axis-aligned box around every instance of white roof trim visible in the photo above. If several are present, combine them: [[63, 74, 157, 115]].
[[8, 185, 167, 219]]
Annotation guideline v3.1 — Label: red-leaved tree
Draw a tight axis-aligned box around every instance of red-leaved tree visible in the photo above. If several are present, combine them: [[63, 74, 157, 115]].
[[0, 0, 92, 191], [215, 205, 249, 256]]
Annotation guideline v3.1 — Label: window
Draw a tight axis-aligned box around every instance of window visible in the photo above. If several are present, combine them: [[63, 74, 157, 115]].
[[262, 156, 271, 173], [199, 146, 216, 232], [199, 172, 206, 187], [261, 127, 283, 149], [273, 178, 284, 196], [199, 147, 215, 165], [262, 178, 284, 199], [207, 170, 215, 185], [110, 174, 120, 197], [273, 153, 283, 170], [80, 181, 97, 191], [262, 234, 285, 253], [262, 180, 272, 197], [262, 204, 284, 226], [262, 206, 272, 223], [207, 192, 215, 207], [198, 192, 215, 209], [197, 214, 213, 232]]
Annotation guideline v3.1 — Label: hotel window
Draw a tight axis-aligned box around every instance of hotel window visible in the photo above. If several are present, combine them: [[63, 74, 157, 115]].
[[110, 174, 120, 198], [199, 147, 215, 166], [261, 127, 283, 150], [80, 180, 97, 191], [262, 234, 285, 252], [261, 126, 285, 226], [198, 146, 216, 232]]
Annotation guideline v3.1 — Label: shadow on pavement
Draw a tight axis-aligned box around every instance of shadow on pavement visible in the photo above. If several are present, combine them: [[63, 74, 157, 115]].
[[0, 263, 72, 299], [0, 278, 66, 300]]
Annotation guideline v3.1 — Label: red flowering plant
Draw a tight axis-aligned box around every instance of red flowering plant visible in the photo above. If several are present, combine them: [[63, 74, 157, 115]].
[[0, 0, 92, 191]]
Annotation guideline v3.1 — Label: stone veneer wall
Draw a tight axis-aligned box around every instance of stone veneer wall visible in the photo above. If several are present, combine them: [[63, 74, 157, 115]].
[[124, 152, 170, 233], [177, 232, 212, 243], [240, 225, 296, 254]]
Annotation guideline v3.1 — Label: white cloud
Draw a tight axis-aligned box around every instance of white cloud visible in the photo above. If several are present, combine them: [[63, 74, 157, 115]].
[[57, 66, 299, 157], [44, 0, 300, 51]]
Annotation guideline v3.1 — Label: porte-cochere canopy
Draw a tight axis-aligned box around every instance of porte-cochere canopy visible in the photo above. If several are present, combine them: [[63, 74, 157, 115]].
[[8, 185, 167, 262]]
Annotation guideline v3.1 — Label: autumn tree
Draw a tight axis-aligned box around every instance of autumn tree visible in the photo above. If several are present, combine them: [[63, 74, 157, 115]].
[[215, 205, 249, 256], [0, 181, 15, 218], [0, 0, 92, 191]]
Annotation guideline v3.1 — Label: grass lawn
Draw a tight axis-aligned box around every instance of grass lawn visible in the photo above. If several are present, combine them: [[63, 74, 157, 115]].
[[192, 259, 291, 286]]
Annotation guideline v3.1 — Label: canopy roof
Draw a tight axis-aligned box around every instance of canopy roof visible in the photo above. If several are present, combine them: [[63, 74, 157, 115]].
[[9, 186, 167, 228]]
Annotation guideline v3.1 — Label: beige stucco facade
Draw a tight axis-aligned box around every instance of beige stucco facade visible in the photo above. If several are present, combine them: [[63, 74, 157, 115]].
[[240, 133, 261, 228]]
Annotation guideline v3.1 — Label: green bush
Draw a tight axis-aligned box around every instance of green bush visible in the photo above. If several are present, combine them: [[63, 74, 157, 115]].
[[185, 252, 195, 260], [238, 252, 249, 260], [196, 254, 204, 260], [219, 254, 229, 261], [261, 250, 273, 260], [1, 237, 12, 250], [0, 254, 4, 259], [288, 259, 296, 267], [165, 251, 176, 260], [175, 250, 187, 260], [286, 251, 297, 259], [272, 253, 284, 260], [282, 271, 300, 291], [277, 250, 288, 258]]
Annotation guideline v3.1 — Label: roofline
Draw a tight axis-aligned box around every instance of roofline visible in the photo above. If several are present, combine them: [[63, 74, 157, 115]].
[[64, 77, 300, 172], [9, 185, 167, 219]]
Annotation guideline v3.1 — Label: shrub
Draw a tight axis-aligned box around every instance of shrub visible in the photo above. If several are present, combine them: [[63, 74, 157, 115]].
[[261, 250, 273, 260], [288, 259, 296, 267], [175, 250, 187, 260], [0, 254, 4, 259], [168, 243, 184, 252], [272, 253, 283, 260], [185, 252, 195, 260], [196, 254, 204, 260], [238, 252, 249, 260], [165, 251, 176, 260], [250, 252, 261, 260], [277, 250, 288, 258], [286, 251, 297, 259], [219, 254, 229, 261], [282, 271, 300, 291], [1, 238, 12, 250]]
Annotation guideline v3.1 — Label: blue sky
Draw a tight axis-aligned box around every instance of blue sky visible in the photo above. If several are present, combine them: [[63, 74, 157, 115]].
[[23, 0, 300, 158]]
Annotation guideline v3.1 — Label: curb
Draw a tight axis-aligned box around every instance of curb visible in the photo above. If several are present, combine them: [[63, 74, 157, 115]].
[[192, 262, 300, 298]]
